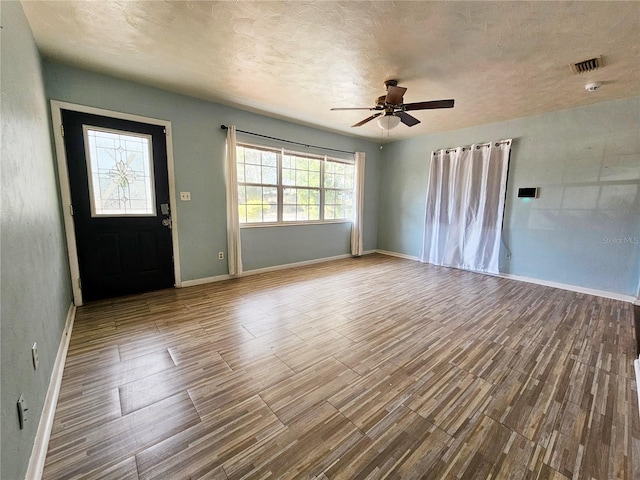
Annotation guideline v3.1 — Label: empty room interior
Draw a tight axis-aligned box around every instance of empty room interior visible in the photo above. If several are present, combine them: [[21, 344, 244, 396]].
[[2, 1, 640, 479]]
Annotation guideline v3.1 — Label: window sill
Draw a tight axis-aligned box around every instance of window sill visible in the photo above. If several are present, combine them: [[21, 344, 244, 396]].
[[240, 220, 353, 229]]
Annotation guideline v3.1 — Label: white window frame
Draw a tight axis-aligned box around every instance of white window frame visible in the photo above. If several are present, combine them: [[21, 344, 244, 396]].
[[237, 142, 355, 227]]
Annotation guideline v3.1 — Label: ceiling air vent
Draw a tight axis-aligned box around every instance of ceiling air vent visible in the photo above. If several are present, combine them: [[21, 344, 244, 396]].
[[569, 56, 603, 75]]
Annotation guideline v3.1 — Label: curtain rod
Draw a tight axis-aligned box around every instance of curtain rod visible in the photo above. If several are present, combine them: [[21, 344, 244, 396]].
[[220, 125, 355, 155], [433, 139, 512, 155]]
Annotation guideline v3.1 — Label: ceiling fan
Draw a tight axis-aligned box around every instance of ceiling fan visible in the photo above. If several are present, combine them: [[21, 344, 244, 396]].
[[331, 80, 454, 129]]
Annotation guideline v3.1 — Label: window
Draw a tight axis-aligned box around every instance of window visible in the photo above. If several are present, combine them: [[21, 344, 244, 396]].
[[236, 144, 354, 224]]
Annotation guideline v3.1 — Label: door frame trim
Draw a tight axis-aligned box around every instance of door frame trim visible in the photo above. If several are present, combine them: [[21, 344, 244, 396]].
[[51, 100, 182, 306]]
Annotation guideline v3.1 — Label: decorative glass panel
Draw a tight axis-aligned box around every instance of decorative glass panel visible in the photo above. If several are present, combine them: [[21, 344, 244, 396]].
[[83, 126, 156, 217]]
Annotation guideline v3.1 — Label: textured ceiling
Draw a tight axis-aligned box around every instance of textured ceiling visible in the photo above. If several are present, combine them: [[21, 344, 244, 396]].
[[21, 1, 640, 141]]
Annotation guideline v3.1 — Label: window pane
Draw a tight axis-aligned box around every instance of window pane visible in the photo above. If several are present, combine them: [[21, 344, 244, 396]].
[[295, 156, 308, 170], [246, 205, 263, 223], [344, 205, 354, 219], [239, 150, 277, 186], [282, 168, 295, 186], [308, 205, 320, 220], [283, 188, 296, 204], [324, 188, 353, 220], [237, 185, 246, 204], [263, 186, 278, 222], [245, 164, 261, 183], [283, 205, 296, 222], [297, 189, 309, 204], [344, 168, 355, 189], [238, 204, 248, 223], [296, 170, 309, 187], [237, 144, 356, 225], [309, 159, 321, 172], [296, 207, 309, 221], [309, 169, 321, 188], [238, 185, 277, 223], [245, 148, 260, 165], [325, 161, 354, 191], [325, 189, 336, 204], [236, 146, 245, 163], [262, 151, 277, 167], [85, 126, 155, 217], [283, 187, 320, 221], [237, 163, 245, 183], [263, 166, 277, 185], [283, 153, 321, 188], [264, 208, 277, 222], [335, 173, 345, 189]]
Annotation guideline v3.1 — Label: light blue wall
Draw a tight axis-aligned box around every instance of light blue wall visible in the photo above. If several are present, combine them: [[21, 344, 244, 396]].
[[378, 97, 640, 297], [241, 223, 352, 271], [0, 3, 73, 479], [43, 62, 381, 281]]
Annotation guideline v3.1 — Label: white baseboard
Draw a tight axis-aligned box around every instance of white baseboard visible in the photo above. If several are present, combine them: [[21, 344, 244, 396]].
[[180, 253, 368, 287], [376, 249, 420, 262], [376, 249, 635, 303], [240, 253, 353, 277], [25, 302, 76, 480], [184, 251, 635, 304], [497, 272, 636, 304], [180, 273, 233, 287]]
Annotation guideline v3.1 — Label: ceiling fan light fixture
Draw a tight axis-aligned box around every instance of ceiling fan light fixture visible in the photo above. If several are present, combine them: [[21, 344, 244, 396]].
[[377, 114, 401, 130]]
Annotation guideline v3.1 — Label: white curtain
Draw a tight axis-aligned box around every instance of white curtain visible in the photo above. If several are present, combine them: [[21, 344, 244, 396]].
[[420, 140, 511, 274], [351, 152, 365, 256], [225, 125, 243, 276]]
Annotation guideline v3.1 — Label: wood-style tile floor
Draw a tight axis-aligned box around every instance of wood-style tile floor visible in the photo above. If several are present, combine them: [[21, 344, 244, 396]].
[[43, 254, 639, 479]]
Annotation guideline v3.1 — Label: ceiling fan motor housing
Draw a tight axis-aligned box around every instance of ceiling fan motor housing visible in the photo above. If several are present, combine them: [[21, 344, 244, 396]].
[[330, 79, 454, 128]]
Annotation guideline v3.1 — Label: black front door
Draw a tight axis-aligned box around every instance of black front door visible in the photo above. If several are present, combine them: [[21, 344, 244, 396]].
[[62, 110, 174, 301]]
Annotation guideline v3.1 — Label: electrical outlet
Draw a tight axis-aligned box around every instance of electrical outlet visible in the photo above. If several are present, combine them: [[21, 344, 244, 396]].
[[180, 191, 191, 201], [218, 252, 224, 260], [17, 394, 27, 429], [32, 342, 39, 370]]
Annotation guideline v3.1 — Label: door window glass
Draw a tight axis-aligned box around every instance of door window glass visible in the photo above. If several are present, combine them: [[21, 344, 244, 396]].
[[83, 126, 156, 216]]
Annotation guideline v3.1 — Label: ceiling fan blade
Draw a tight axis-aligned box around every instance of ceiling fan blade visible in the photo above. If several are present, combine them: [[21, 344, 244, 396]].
[[385, 85, 407, 105], [403, 99, 455, 111], [395, 111, 421, 127], [330, 107, 377, 111], [352, 112, 383, 127]]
